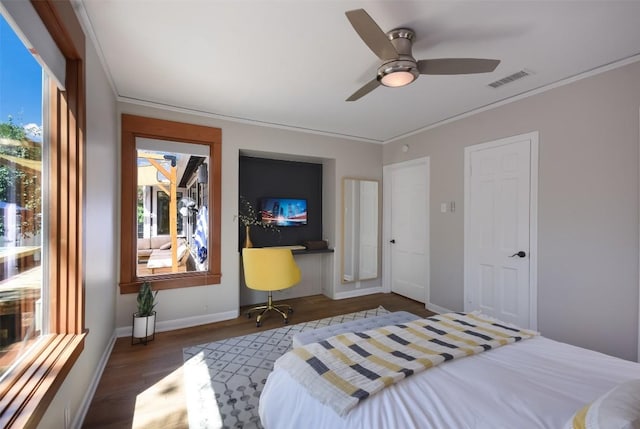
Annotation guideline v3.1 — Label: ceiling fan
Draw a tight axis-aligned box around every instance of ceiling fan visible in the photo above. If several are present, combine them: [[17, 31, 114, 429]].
[[345, 9, 501, 101]]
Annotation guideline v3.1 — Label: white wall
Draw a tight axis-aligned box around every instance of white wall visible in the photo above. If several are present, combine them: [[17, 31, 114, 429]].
[[114, 103, 383, 332], [384, 61, 640, 361], [38, 30, 119, 428]]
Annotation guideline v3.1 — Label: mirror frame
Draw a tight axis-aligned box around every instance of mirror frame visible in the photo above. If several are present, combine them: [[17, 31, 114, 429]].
[[119, 114, 222, 293], [341, 177, 380, 284]]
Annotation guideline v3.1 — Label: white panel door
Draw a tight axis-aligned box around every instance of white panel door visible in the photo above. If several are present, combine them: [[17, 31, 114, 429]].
[[465, 135, 535, 328], [388, 159, 429, 303]]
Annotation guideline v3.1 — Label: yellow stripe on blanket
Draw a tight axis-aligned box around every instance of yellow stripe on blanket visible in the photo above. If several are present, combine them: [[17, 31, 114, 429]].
[[293, 348, 363, 398], [464, 312, 529, 341], [376, 327, 475, 357], [327, 347, 396, 388], [276, 311, 538, 417]]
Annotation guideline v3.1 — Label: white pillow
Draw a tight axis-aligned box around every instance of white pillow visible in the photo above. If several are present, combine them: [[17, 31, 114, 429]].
[[177, 244, 189, 261], [159, 241, 171, 250], [565, 379, 640, 429]]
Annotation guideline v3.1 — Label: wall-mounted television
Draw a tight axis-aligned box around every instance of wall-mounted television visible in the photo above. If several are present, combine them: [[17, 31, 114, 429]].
[[260, 197, 307, 227]]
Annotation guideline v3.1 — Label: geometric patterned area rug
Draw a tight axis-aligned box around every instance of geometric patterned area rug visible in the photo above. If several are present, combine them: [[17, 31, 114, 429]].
[[182, 306, 389, 429]]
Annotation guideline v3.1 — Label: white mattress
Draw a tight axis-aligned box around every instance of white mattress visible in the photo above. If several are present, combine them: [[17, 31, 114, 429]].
[[259, 336, 640, 429]]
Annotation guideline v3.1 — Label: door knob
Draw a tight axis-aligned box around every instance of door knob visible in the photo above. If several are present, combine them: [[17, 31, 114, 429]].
[[509, 251, 526, 258], [390, 239, 396, 244]]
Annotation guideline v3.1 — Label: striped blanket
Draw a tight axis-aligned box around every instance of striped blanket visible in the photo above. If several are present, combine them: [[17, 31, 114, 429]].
[[275, 311, 538, 417]]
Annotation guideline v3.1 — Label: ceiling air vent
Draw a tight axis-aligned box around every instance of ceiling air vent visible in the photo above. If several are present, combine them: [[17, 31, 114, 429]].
[[488, 70, 530, 88]]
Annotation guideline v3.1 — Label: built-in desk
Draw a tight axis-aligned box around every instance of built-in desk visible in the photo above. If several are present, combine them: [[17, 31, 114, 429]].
[[266, 244, 334, 255], [293, 248, 334, 255], [239, 246, 334, 306]]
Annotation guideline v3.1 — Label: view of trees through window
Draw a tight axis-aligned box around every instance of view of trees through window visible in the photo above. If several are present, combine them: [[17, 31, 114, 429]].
[[0, 15, 45, 379]]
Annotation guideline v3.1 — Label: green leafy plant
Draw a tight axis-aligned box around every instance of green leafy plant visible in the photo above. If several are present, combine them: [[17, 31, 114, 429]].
[[136, 281, 158, 317], [0, 116, 42, 238], [0, 116, 26, 140]]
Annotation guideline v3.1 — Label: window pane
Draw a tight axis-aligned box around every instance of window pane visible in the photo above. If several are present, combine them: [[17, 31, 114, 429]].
[[157, 190, 183, 235], [136, 145, 209, 277], [0, 15, 45, 380]]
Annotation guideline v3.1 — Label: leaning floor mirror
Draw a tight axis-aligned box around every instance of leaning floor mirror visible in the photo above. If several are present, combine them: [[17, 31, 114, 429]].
[[341, 178, 380, 283]]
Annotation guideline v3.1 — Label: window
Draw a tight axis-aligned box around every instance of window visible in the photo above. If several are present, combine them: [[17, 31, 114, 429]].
[[0, 1, 85, 427], [0, 13, 44, 382], [119, 114, 221, 293]]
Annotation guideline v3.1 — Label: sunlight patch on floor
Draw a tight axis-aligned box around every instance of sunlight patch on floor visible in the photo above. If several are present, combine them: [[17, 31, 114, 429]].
[[133, 364, 189, 429], [184, 351, 223, 429]]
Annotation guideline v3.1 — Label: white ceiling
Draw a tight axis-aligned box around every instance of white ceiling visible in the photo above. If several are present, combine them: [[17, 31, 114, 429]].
[[76, 1, 640, 144]]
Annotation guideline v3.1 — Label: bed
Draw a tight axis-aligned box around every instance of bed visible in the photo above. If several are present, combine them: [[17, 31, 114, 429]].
[[259, 311, 640, 429]]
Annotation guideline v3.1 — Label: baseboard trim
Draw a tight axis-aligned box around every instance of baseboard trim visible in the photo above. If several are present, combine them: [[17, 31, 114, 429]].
[[73, 331, 117, 428], [426, 302, 454, 314], [333, 286, 385, 300], [116, 309, 239, 338]]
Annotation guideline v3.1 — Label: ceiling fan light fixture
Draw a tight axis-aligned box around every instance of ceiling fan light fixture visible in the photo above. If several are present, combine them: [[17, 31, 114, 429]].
[[345, 9, 503, 101], [377, 60, 419, 88], [380, 70, 415, 87]]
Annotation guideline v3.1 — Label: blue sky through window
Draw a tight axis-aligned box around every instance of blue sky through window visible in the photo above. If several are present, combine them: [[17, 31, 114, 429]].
[[0, 14, 43, 141]]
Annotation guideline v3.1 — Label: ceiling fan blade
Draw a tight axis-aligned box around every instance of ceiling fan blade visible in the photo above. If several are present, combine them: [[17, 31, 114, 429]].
[[345, 9, 398, 61], [417, 58, 500, 75], [346, 78, 381, 102]]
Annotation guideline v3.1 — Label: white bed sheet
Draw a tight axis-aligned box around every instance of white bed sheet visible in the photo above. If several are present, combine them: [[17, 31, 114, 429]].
[[259, 337, 640, 429]]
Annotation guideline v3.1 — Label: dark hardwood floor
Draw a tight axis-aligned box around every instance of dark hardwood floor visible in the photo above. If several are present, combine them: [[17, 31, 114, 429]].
[[82, 293, 434, 428]]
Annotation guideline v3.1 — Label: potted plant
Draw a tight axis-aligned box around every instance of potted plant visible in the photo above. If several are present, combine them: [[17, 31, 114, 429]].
[[132, 281, 158, 344]]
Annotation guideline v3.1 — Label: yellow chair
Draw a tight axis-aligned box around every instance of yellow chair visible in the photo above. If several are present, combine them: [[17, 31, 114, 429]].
[[242, 248, 301, 327]]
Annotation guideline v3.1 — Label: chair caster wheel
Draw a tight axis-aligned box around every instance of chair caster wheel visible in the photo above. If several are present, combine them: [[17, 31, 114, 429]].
[[247, 313, 251, 319], [288, 308, 294, 314], [284, 319, 289, 325], [256, 321, 261, 327]]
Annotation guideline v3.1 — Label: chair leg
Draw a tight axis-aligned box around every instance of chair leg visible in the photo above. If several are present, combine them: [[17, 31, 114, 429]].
[[247, 291, 293, 326], [246, 304, 268, 318]]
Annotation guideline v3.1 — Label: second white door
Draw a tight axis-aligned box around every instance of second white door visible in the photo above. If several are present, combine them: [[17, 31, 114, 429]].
[[385, 158, 429, 303], [464, 132, 537, 329]]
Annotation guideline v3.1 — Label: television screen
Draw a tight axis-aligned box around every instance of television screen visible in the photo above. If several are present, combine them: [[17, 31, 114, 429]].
[[260, 198, 307, 226]]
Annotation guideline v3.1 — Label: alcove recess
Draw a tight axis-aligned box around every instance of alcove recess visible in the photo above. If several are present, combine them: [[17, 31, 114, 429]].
[[238, 155, 323, 249]]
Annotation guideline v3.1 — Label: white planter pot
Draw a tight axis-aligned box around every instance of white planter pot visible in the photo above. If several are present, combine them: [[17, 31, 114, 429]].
[[133, 312, 156, 338]]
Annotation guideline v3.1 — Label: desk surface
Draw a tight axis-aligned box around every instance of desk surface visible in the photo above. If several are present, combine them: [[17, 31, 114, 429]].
[[292, 248, 334, 255], [269, 245, 307, 250], [241, 246, 334, 255]]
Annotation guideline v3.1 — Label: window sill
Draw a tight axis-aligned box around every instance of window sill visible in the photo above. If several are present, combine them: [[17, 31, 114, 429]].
[[0, 333, 86, 429], [119, 271, 222, 294]]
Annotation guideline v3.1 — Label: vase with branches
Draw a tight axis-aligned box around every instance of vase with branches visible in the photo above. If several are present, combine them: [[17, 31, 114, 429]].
[[238, 196, 279, 248]]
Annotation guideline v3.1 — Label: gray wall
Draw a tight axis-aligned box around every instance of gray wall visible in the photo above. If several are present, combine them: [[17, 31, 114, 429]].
[[38, 31, 119, 428], [384, 61, 640, 361]]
